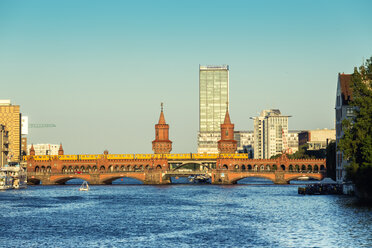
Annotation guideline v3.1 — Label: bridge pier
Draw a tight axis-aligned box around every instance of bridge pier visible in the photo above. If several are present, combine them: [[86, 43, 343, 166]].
[[144, 171, 171, 184], [274, 171, 289, 184], [211, 172, 234, 185]]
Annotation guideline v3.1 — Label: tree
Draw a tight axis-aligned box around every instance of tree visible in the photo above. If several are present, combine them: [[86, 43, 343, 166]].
[[338, 56, 372, 198]]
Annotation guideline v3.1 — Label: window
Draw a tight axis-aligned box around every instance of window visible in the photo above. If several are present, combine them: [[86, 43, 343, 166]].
[[346, 107, 354, 117]]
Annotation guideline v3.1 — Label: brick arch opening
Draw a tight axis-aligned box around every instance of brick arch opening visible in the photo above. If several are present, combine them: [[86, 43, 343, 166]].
[[102, 176, 144, 184], [53, 177, 92, 185], [230, 175, 275, 184]]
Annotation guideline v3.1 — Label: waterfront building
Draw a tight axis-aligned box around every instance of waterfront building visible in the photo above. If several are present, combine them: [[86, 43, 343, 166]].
[[335, 73, 354, 183], [217, 109, 237, 153], [252, 109, 290, 159], [27, 144, 60, 156], [198, 65, 229, 153], [152, 104, 172, 154], [0, 124, 9, 167], [0, 100, 21, 162], [298, 129, 336, 150]]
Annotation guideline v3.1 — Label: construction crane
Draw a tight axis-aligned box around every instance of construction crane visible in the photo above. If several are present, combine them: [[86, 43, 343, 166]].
[[29, 124, 56, 128]]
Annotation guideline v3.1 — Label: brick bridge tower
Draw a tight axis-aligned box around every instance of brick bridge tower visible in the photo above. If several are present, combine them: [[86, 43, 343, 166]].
[[29, 144, 35, 156], [218, 108, 237, 153], [58, 144, 64, 155], [152, 103, 172, 154]]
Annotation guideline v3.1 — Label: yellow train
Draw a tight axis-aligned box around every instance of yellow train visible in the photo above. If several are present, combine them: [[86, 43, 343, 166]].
[[23, 153, 249, 161]]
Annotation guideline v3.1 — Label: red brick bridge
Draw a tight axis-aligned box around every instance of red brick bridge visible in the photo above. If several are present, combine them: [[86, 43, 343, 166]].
[[25, 153, 326, 185]]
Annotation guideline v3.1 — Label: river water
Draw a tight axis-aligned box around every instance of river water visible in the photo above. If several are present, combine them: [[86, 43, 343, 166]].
[[0, 178, 371, 248]]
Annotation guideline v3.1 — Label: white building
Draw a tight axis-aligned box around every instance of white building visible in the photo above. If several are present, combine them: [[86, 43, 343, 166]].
[[198, 65, 229, 153], [27, 144, 60, 155], [287, 130, 301, 154], [335, 73, 354, 183], [252, 109, 290, 159]]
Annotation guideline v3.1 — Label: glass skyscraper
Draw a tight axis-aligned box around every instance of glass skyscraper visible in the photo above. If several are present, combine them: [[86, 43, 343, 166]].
[[198, 65, 229, 153]]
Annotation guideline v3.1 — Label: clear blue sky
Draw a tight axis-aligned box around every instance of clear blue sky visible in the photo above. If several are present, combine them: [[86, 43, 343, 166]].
[[1, 0, 371, 154]]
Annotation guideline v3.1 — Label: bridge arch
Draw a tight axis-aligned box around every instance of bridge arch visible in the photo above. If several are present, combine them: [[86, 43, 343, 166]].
[[28, 177, 42, 185], [101, 176, 145, 184], [286, 174, 323, 183], [230, 175, 275, 184], [53, 176, 92, 185]]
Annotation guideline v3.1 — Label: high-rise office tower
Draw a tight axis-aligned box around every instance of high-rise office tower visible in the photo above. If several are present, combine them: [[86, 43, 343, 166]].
[[198, 65, 229, 153], [252, 109, 290, 159], [0, 100, 21, 163]]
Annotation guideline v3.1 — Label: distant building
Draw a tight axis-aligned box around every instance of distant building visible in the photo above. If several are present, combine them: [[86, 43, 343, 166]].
[[0, 124, 9, 167], [335, 73, 354, 183], [298, 129, 336, 150], [27, 144, 60, 156], [287, 130, 301, 154], [198, 65, 229, 153], [234, 131, 254, 157], [21, 137, 27, 156], [0, 100, 21, 162], [252, 109, 290, 159]]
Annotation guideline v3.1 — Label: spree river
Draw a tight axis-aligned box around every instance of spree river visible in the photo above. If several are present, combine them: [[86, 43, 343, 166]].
[[0, 178, 371, 248]]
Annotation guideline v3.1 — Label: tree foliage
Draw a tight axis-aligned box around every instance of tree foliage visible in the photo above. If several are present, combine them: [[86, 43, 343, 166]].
[[338, 56, 372, 195]]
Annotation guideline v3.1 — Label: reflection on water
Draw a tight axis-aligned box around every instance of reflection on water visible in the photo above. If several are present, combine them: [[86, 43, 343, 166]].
[[0, 178, 371, 247]]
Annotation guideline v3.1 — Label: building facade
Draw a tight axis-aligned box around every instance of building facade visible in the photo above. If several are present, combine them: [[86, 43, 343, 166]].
[[0, 124, 9, 167], [0, 100, 21, 162], [287, 130, 301, 154], [253, 109, 290, 159], [27, 144, 60, 156], [198, 65, 229, 153], [335, 73, 354, 183], [298, 129, 336, 151]]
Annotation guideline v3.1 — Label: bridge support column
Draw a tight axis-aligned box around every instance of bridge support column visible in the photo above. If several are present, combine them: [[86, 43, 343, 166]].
[[144, 171, 171, 185], [37, 175, 54, 185], [211, 172, 234, 185], [90, 174, 105, 185], [274, 171, 289, 184]]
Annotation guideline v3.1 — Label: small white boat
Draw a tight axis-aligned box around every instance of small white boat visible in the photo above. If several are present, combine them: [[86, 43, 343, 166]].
[[79, 181, 90, 191]]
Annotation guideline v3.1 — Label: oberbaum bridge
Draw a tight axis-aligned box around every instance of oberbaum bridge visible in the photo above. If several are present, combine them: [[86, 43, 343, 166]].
[[25, 107, 326, 185]]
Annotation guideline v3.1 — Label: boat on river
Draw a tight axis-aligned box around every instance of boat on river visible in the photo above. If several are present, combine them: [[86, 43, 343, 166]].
[[0, 165, 27, 190], [188, 175, 210, 184], [79, 181, 90, 191]]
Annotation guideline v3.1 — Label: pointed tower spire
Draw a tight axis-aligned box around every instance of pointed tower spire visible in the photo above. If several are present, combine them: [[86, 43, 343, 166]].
[[152, 103, 172, 154], [158, 102, 166, 124], [30, 144, 35, 156], [223, 109, 232, 125], [218, 105, 237, 154], [58, 143, 64, 155]]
